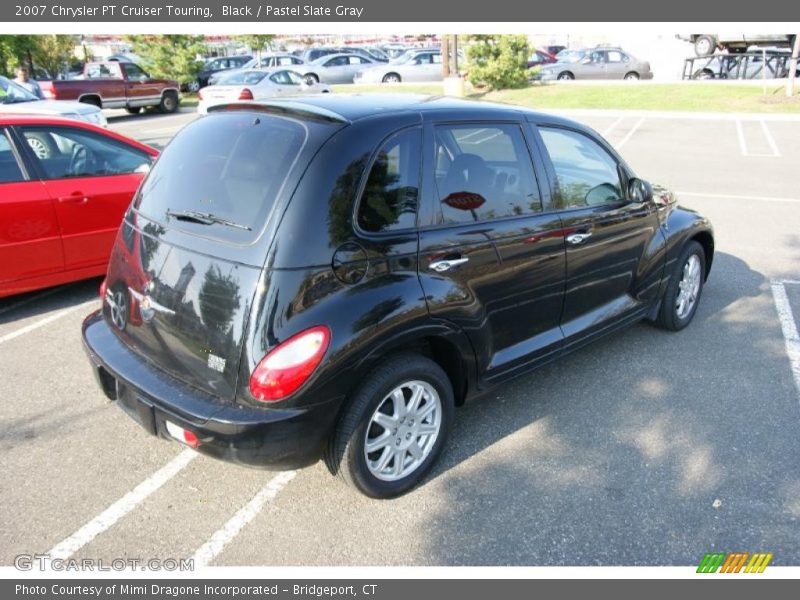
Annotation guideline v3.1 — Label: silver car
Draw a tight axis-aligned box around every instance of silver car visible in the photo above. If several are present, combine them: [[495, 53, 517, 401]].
[[301, 53, 377, 85], [208, 53, 306, 86], [0, 76, 107, 127], [539, 48, 653, 81], [355, 50, 443, 84]]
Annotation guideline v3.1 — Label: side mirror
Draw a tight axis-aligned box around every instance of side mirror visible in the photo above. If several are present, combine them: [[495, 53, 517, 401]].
[[628, 178, 653, 204]]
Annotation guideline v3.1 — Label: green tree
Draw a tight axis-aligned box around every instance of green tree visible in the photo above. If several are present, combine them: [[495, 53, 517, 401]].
[[0, 35, 38, 76], [465, 35, 530, 91], [124, 35, 205, 86], [234, 35, 274, 64], [32, 35, 77, 78]]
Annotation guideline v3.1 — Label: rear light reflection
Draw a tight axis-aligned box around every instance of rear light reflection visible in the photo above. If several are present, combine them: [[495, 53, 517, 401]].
[[165, 421, 200, 449]]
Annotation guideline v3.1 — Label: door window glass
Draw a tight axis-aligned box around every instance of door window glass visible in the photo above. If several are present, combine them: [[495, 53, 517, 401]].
[[0, 130, 25, 183], [20, 126, 151, 179], [434, 124, 541, 224], [538, 127, 623, 209], [357, 128, 422, 233]]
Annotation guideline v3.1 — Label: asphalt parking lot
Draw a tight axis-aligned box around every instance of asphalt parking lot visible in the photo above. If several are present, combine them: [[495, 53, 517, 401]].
[[2, 104, 799, 567]]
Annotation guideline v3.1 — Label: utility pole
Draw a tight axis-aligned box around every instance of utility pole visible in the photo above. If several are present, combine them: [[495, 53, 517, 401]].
[[451, 35, 459, 76], [787, 34, 800, 98]]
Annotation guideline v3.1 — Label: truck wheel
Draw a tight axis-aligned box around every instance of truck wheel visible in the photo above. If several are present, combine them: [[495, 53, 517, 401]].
[[694, 35, 716, 57], [125, 107, 142, 115], [325, 353, 454, 498], [159, 92, 179, 114]]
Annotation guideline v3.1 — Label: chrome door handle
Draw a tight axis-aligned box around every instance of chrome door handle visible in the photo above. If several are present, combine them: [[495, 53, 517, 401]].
[[566, 232, 592, 245], [429, 257, 469, 272]]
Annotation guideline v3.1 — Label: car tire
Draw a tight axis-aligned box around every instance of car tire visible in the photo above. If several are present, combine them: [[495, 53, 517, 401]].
[[325, 353, 454, 498], [656, 241, 706, 332], [557, 71, 574, 80], [382, 73, 402, 83], [624, 72, 640, 80], [25, 132, 57, 160], [694, 35, 717, 57], [125, 107, 142, 115], [693, 69, 714, 80], [304, 73, 319, 85], [159, 91, 179, 114], [186, 80, 200, 93]]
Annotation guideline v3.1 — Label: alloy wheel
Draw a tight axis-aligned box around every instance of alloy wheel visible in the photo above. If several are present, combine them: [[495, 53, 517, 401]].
[[676, 254, 702, 319], [363, 380, 442, 482]]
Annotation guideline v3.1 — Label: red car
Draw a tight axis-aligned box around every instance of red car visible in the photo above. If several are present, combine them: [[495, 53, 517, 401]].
[[0, 115, 157, 298]]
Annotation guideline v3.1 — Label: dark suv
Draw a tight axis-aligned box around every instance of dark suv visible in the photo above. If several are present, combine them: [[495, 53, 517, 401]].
[[82, 95, 714, 498]]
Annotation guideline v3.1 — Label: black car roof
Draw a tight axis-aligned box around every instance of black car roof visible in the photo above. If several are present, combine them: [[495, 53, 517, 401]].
[[216, 94, 579, 127]]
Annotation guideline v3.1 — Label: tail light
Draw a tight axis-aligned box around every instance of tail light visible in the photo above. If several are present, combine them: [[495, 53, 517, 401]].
[[99, 277, 107, 299], [197, 90, 203, 100], [250, 326, 330, 402], [42, 88, 56, 99], [238, 88, 253, 100]]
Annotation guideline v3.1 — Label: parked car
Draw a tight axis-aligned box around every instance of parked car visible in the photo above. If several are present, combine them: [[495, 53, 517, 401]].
[[338, 46, 389, 63], [538, 48, 653, 80], [0, 115, 157, 297], [82, 95, 714, 498], [541, 45, 567, 56], [197, 69, 330, 114], [301, 53, 378, 85], [38, 61, 181, 115], [678, 33, 797, 57], [0, 76, 107, 127], [207, 54, 306, 86], [194, 55, 253, 90], [298, 47, 342, 64], [527, 49, 557, 69], [355, 49, 443, 83]]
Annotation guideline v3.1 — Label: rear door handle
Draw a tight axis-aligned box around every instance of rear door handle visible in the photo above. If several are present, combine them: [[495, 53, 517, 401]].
[[566, 232, 592, 245], [429, 257, 469, 272]]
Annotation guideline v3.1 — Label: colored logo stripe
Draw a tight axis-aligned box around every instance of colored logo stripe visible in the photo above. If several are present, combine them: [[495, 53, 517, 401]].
[[697, 552, 773, 573]]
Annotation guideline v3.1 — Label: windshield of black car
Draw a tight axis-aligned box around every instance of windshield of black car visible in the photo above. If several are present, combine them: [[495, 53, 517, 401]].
[[134, 112, 307, 244], [0, 76, 39, 103]]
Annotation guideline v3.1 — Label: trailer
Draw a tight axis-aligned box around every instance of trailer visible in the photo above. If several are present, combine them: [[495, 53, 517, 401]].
[[682, 51, 798, 80]]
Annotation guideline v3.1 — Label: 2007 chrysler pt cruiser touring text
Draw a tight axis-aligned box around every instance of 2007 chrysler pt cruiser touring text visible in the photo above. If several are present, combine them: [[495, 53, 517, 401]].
[[82, 95, 714, 498]]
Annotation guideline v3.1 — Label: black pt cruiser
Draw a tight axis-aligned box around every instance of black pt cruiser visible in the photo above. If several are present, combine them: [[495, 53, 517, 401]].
[[83, 95, 714, 498]]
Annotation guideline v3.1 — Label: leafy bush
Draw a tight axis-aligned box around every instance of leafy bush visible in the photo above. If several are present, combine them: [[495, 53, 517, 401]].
[[125, 35, 206, 86], [464, 35, 530, 91]]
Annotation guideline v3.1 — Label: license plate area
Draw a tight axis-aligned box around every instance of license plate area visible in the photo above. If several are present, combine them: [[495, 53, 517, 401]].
[[117, 386, 157, 436]]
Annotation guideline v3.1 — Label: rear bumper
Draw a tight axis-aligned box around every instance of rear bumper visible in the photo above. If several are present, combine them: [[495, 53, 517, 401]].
[[81, 310, 340, 470]]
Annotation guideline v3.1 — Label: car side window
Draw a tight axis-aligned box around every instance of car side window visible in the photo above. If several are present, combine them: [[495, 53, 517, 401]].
[[325, 56, 347, 67], [538, 127, 623, 210], [19, 127, 151, 180], [122, 63, 147, 80], [357, 128, 422, 233], [607, 51, 629, 63], [0, 130, 25, 183], [434, 123, 541, 224]]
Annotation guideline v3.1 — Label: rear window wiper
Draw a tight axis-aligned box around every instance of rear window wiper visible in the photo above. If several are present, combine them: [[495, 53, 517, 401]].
[[166, 209, 251, 231]]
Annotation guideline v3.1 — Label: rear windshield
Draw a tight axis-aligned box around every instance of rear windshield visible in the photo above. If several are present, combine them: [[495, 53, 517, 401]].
[[135, 112, 307, 244]]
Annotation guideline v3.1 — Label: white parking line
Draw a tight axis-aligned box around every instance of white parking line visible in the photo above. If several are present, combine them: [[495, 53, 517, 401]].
[[191, 470, 296, 568], [601, 115, 625, 137], [771, 281, 800, 401], [0, 299, 97, 345], [760, 120, 781, 157], [735, 119, 780, 157], [47, 450, 197, 560], [613, 117, 645, 150], [675, 191, 800, 204]]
